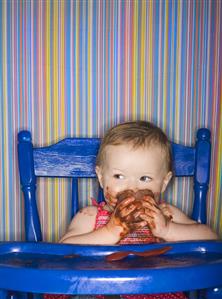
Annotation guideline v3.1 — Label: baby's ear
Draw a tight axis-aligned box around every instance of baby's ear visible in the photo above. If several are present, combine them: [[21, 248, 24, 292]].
[[161, 171, 173, 193], [95, 166, 103, 188]]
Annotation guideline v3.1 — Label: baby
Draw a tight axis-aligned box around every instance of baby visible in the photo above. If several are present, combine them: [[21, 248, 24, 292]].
[[61, 121, 217, 245], [58, 121, 218, 299]]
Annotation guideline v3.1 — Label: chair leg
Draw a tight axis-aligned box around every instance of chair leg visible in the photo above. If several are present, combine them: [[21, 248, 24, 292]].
[[187, 290, 209, 299], [8, 292, 29, 299], [11, 293, 43, 299], [0, 290, 8, 299], [204, 287, 222, 298], [32, 294, 43, 299], [188, 290, 198, 299], [18, 293, 30, 299]]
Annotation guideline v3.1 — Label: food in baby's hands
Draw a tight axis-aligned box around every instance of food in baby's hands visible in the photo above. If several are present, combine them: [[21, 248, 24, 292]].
[[116, 189, 156, 221], [111, 189, 156, 237]]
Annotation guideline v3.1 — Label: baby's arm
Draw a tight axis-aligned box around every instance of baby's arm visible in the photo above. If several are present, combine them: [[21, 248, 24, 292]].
[[162, 221, 218, 241], [164, 203, 218, 240], [60, 206, 121, 245], [60, 196, 147, 245]]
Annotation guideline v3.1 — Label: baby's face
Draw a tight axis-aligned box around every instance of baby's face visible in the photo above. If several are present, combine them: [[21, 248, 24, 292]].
[[96, 143, 172, 205]]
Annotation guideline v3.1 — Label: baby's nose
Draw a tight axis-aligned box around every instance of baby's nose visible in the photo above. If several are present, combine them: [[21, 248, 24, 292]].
[[125, 180, 139, 192]]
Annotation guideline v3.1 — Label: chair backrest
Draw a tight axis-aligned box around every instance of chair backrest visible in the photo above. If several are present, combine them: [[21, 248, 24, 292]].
[[17, 128, 211, 242]]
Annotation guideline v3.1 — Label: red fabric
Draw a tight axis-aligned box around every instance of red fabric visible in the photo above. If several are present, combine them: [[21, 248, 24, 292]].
[[93, 200, 188, 299], [122, 293, 187, 299], [92, 199, 158, 245], [96, 294, 187, 299], [44, 295, 70, 299]]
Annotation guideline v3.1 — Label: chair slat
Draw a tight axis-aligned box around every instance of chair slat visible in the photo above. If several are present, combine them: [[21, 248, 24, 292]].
[[171, 143, 195, 176], [33, 138, 100, 177]]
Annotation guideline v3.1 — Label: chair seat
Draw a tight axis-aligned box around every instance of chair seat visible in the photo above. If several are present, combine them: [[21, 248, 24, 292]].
[[0, 240, 221, 295]]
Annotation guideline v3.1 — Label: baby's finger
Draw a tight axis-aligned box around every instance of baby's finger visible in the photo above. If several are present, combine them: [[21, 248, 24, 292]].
[[139, 214, 156, 230], [159, 203, 169, 212], [159, 203, 171, 212], [142, 196, 159, 208], [132, 209, 143, 219], [142, 194, 155, 202], [124, 209, 143, 223], [159, 204, 173, 220], [128, 220, 147, 230], [142, 203, 159, 215], [161, 207, 172, 216], [119, 203, 137, 218], [117, 196, 135, 210], [139, 212, 154, 222]]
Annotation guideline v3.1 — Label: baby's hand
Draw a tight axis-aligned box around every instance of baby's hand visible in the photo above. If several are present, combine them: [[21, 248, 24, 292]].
[[159, 202, 195, 224], [107, 194, 147, 239], [139, 195, 171, 239]]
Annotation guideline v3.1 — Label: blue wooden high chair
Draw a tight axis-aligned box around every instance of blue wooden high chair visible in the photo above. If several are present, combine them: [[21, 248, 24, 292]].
[[0, 128, 221, 299]]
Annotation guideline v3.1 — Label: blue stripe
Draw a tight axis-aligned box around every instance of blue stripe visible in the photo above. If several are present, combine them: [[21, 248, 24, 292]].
[[137, 1, 142, 115], [0, 0, 6, 240], [79, 1, 84, 134], [152, 1, 159, 121], [92, 1, 97, 135], [180, 2, 187, 142], [65, 1, 71, 134]]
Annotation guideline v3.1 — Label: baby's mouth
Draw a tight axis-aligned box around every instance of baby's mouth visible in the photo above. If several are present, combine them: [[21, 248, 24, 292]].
[[116, 189, 155, 202], [105, 189, 160, 212]]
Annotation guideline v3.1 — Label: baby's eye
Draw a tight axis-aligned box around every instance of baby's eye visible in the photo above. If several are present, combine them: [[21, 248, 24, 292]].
[[113, 174, 124, 179], [140, 176, 152, 182]]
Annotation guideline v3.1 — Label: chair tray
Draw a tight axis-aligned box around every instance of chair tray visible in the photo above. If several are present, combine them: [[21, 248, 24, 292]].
[[0, 240, 221, 295]]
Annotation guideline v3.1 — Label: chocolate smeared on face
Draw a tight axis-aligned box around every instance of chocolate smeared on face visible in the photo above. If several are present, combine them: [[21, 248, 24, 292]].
[[116, 189, 153, 224], [112, 189, 158, 237], [116, 189, 155, 202], [104, 187, 118, 211]]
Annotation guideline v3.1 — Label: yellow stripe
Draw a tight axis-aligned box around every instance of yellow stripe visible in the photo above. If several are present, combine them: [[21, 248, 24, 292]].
[[53, 1, 59, 138], [132, 1, 138, 118], [45, 0, 51, 142], [175, 2, 182, 136], [88, 2, 92, 134], [147, 1, 153, 118], [140, 0, 146, 118], [2, 1, 9, 240], [75, 1, 80, 134], [163, 1, 169, 127], [60, 0, 65, 136]]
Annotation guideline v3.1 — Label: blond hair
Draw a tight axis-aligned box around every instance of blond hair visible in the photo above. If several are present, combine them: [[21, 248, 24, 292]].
[[96, 121, 173, 172]]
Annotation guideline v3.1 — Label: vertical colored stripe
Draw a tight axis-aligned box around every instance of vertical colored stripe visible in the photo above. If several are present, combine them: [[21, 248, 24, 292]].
[[0, 0, 221, 240]]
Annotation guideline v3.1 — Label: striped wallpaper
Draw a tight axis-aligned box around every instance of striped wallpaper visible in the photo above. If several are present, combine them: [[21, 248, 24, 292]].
[[0, 0, 221, 241]]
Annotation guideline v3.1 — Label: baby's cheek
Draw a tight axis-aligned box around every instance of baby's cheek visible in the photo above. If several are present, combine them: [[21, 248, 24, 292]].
[[104, 187, 118, 207], [105, 185, 123, 198], [105, 186, 115, 197]]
